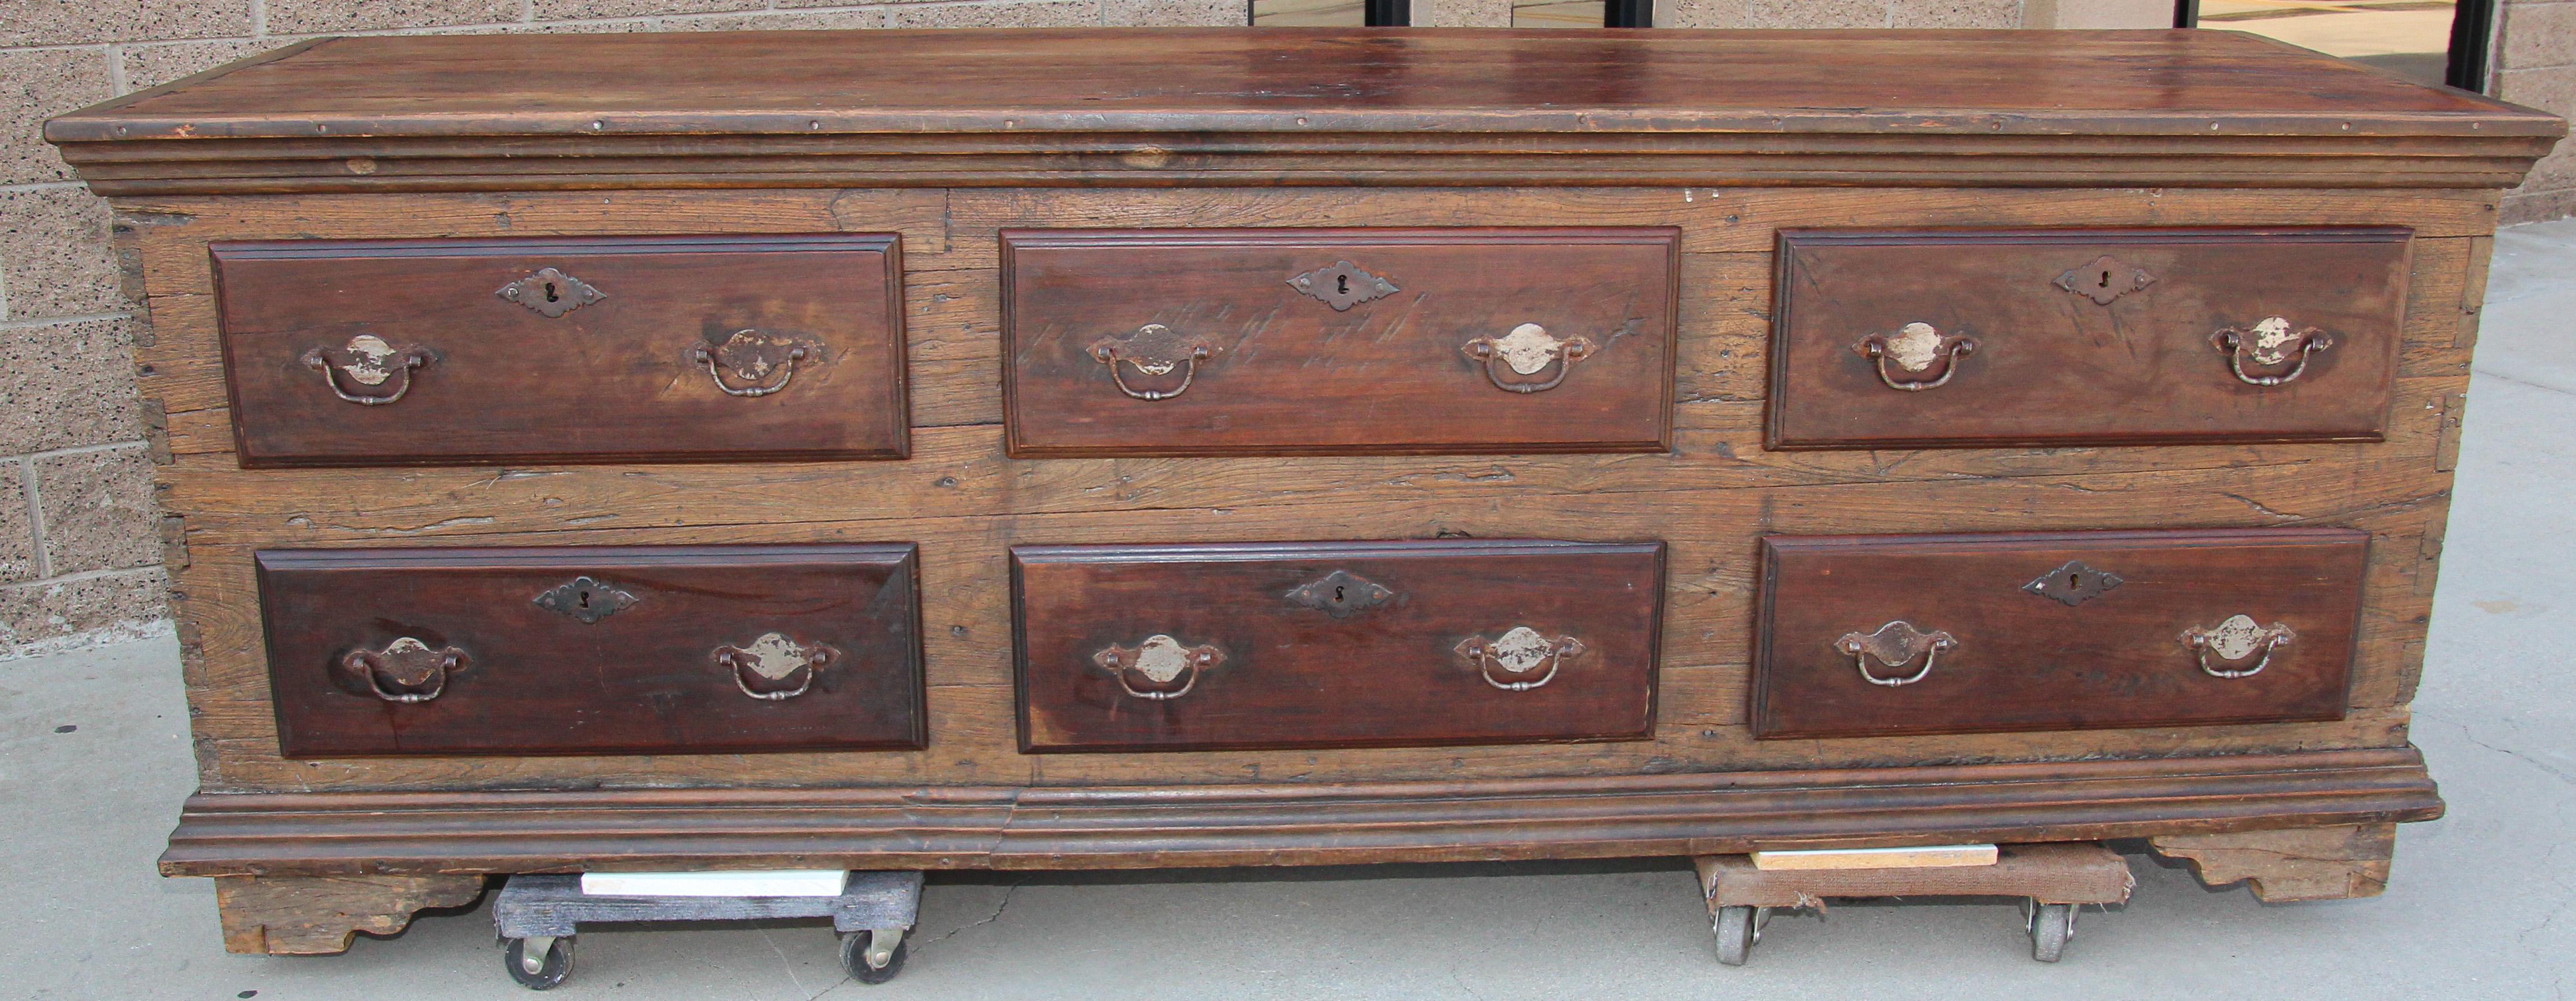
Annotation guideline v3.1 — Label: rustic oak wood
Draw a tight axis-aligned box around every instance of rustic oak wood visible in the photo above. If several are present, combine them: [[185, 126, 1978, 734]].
[[2149, 822, 2398, 900], [1767, 228, 2411, 449], [42, 31, 2563, 193], [39, 30, 2556, 939], [257, 545, 926, 756], [212, 234, 908, 466], [1753, 528, 2367, 739], [1001, 228, 1679, 456], [214, 873, 485, 955], [1012, 540, 1662, 751]]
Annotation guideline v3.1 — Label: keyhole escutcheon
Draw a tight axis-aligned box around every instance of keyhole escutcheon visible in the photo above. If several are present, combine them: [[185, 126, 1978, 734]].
[[543, 282, 561, 303]]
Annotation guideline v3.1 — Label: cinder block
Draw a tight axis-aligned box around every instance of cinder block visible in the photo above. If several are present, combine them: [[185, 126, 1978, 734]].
[[0, 460, 31, 584], [0, 0, 253, 47], [890, 1, 1103, 28], [1891, 0, 2019, 28], [669, 10, 893, 30], [1105, 0, 1249, 26], [119, 40, 282, 93], [2502, 1, 2576, 71], [1657, 0, 1747, 28], [1419, 0, 1511, 26], [0, 316, 142, 455], [533, 0, 763, 20], [1746, 0, 1888, 28], [0, 48, 113, 185], [33, 443, 160, 577], [0, 566, 169, 656], [264, 0, 521, 34], [1, 186, 127, 319]]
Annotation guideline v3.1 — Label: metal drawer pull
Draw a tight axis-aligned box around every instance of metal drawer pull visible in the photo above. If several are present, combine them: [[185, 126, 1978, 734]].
[[301, 334, 434, 406], [1462, 323, 1596, 394], [1854, 323, 1978, 391], [1455, 626, 1586, 692], [1835, 620, 1956, 687], [1089, 324, 1213, 401], [344, 636, 467, 703], [714, 632, 838, 700], [2182, 614, 2295, 679], [2211, 317, 2333, 387], [1093, 634, 1225, 700], [691, 329, 811, 398]]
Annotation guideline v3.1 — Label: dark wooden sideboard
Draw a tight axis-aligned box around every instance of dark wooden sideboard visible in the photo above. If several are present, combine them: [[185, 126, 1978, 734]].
[[45, 27, 2563, 956]]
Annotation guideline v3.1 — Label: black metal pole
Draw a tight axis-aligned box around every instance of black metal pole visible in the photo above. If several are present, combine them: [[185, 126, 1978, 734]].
[[1365, 0, 1410, 26], [2447, 0, 2496, 92], [2173, 0, 2198, 28], [1606, 0, 1653, 28]]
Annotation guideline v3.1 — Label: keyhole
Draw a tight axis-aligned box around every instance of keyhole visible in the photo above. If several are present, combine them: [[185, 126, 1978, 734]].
[[2067, 573, 2082, 589], [1336, 275, 1350, 296], [543, 281, 561, 303], [576, 588, 590, 609], [2097, 271, 2112, 289], [1333, 585, 1347, 604]]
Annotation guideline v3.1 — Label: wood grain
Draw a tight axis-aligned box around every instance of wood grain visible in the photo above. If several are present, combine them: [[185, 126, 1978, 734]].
[[2150, 822, 2397, 901], [214, 874, 485, 955]]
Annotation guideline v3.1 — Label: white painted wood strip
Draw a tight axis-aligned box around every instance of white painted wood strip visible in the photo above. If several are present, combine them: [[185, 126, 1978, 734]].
[[1749, 844, 1998, 871], [580, 870, 851, 898]]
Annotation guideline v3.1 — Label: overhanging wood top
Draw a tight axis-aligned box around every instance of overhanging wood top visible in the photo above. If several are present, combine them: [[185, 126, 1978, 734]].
[[45, 28, 2567, 193]]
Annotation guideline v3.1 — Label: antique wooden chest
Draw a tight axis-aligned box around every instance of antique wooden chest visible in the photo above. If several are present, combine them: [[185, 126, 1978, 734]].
[[45, 27, 2563, 955]]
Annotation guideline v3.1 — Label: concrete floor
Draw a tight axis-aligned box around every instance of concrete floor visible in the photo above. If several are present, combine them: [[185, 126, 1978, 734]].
[[6, 220, 2574, 1000]]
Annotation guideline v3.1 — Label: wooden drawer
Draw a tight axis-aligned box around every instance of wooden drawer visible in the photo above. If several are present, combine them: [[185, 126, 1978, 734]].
[[1766, 228, 2410, 449], [257, 545, 924, 757], [1001, 228, 1679, 457], [1752, 528, 2365, 739], [212, 235, 907, 467], [1012, 539, 1664, 752]]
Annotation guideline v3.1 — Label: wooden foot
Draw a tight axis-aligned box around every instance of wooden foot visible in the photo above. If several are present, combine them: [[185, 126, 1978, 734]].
[[214, 874, 487, 955], [2149, 823, 2397, 902]]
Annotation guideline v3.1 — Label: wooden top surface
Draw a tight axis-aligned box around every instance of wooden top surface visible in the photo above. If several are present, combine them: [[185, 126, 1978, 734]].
[[48, 28, 2561, 143]]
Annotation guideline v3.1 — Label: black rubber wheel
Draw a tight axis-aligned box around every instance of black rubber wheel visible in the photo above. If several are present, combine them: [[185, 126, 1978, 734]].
[[504, 936, 574, 990], [839, 930, 908, 984]]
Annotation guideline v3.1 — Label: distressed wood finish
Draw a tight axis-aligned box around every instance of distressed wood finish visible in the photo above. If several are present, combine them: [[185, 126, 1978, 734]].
[[1769, 228, 2411, 449], [212, 235, 908, 466], [257, 545, 926, 757], [214, 874, 485, 955], [1754, 529, 2368, 739], [2149, 822, 2398, 901], [41, 31, 2563, 193], [1012, 540, 1662, 752], [41, 30, 2557, 930], [1001, 228, 1678, 456]]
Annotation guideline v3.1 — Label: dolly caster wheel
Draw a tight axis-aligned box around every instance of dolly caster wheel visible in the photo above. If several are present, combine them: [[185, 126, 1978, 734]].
[[503, 935, 574, 990], [839, 928, 908, 984], [2027, 902, 2076, 963], [1712, 905, 1767, 966]]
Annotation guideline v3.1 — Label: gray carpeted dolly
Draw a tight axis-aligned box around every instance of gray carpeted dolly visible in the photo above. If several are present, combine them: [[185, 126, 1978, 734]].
[[490, 872, 922, 989]]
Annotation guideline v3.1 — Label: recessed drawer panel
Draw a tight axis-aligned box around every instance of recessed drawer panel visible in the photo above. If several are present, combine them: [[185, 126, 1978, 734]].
[[1753, 528, 2365, 740], [1012, 539, 1664, 752], [257, 545, 924, 757], [214, 235, 907, 467], [1767, 228, 2410, 449], [1001, 228, 1679, 457]]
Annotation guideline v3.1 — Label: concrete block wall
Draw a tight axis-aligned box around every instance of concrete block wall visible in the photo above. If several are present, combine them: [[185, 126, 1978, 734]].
[[2498, 0, 2576, 221]]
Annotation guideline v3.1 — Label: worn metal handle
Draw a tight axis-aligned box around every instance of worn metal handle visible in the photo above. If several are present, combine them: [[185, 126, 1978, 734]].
[[1461, 323, 1596, 394], [1092, 634, 1225, 700], [301, 334, 433, 406], [691, 329, 812, 398], [713, 631, 838, 700], [1089, 324, 1213, 401], [1854, 323, 1978, 391], [1834, 620, 1956, 687], [2211, 318, 2333, 387], [342, 636, 466, 703], [2181, 614, 2295, 679], [1455, 626, 1586, 692]]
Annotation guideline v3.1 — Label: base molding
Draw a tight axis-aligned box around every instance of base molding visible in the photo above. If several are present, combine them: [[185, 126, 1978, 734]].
[[215, 874, 486, 955], [2150, 822, 2400, 901], [162, 747, 2441, 878]]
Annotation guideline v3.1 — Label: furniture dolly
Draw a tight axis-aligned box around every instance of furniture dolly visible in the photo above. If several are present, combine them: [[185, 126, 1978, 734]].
[[490, 872, 921, 989], [40, 26, 2562, 974]]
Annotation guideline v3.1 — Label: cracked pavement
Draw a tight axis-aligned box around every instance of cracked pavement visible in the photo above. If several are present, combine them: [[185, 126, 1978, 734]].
[[3, 219, 2573, 999]]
